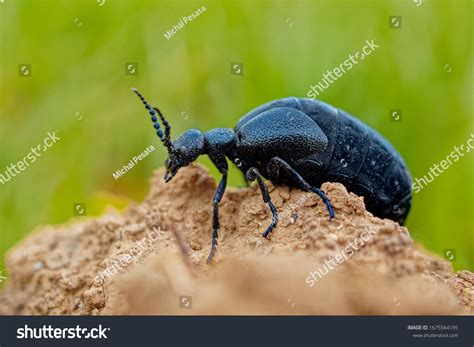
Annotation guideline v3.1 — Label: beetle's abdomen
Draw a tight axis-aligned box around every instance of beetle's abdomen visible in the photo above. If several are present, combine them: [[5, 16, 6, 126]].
[[297, 99, 412, 225], [347, 127, 412, 225], [334, 110, 412, 224]]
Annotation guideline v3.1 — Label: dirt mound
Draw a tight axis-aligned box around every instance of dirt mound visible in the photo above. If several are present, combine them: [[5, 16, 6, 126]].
[[0, 164, 472, 315]]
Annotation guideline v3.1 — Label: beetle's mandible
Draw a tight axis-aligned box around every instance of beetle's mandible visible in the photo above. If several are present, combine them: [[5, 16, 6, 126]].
[[132, 89, 412, 262]]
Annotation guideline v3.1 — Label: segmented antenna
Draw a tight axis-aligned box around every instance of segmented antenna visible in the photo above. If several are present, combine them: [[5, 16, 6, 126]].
[[131, 88, 173, 151], [153, 107, 172, 149]]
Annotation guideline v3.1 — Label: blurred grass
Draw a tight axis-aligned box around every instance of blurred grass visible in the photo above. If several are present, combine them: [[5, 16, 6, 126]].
[[0, 0, 472, 278]]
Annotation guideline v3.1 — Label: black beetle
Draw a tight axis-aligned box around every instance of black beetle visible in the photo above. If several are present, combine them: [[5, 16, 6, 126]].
[[132, 89, 412, 262]]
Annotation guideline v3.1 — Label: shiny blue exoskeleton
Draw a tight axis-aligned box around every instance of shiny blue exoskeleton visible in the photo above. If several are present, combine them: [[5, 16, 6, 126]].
[[132, 89, 412, 262]]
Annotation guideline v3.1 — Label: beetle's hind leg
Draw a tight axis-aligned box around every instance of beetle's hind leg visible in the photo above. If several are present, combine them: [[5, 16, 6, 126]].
[[267, 157, 335, 219], [245, 168, 278, 238]]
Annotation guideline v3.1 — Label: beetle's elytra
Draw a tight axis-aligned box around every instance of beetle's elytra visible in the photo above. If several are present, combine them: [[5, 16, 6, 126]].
[[132, 89, 412, 262]]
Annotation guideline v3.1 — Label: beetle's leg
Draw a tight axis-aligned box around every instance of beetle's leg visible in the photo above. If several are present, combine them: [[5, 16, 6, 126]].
[[206, 153, 229, 263], [245, 167, 278, 238], [206, 173, 227, 263], [267, 157, 335, 219], [242, 171, 250, 188]]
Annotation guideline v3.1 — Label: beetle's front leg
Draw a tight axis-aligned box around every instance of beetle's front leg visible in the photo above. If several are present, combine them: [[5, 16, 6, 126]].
[[245, 167, 278, 238], [206, 153, 229, 263], [206, 172, 227, 263]]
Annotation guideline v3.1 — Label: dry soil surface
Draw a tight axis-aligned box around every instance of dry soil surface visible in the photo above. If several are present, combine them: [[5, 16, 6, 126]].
[[0, 164, 472, 315]]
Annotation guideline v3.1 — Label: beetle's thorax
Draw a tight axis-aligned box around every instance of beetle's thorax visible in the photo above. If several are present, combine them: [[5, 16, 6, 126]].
[[202, 128, 234, 156]]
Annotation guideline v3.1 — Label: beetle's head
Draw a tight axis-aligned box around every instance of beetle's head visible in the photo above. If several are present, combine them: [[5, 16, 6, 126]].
[[132, 88, 205, 183], [164, 129, 204, 182]]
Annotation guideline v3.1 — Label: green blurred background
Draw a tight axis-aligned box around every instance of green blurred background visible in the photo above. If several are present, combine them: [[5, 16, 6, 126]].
[[0, 0, 472, 279]]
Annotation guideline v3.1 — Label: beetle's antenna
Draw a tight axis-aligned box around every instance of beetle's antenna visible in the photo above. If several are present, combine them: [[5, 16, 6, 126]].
[[153, 107, 173, 150], [131, 88, 173, 151]]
